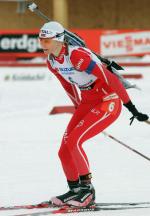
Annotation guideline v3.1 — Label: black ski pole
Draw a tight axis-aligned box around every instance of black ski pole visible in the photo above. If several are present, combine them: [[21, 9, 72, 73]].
[[145, 120, 150, 125], [102, 131, 150, 162]]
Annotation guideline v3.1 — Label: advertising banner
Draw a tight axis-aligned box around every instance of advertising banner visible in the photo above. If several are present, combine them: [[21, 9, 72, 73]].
[[0, 29, 150, 58], [0, 30, 43, 57], [101, 30, 150, 57]]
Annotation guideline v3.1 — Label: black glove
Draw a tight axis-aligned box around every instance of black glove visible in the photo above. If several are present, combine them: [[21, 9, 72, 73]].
[[124, 101, 149, 125]]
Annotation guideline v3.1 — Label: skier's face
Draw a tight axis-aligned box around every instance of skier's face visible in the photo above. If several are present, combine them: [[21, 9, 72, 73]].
[[39, 38, 63, 56]]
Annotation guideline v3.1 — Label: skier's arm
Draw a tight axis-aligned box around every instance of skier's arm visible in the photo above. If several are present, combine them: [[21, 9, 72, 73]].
[[70, 48, 149, 124], [90, 65, 149, 124], [92, 64, 131, 104], [70, 48, 130, 104], [47, 61, 80, 108]]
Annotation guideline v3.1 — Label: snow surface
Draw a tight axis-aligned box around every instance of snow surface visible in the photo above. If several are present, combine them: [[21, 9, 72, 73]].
[[0, 66, 150, 216]]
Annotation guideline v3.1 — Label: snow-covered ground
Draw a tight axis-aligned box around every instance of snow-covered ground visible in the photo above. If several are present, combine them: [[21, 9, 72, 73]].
[[0, 66, 150, 216]]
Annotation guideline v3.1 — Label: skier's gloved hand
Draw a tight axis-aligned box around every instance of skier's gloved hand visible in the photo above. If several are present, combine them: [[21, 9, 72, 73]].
[[124, 101, 149, 125]]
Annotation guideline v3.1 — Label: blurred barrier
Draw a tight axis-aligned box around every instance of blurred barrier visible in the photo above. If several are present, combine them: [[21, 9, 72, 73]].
[[0, 67, 51, 82], [49, 106, 75, 115]]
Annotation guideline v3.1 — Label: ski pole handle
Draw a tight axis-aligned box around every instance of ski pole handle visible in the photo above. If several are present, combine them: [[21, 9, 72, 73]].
[[27, 2, 37, 12], [27, 2, 50, 21]]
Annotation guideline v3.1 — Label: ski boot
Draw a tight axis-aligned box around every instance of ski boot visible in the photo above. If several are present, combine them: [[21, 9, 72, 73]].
[[51, 179, 80, 206], [67, 173, 95, 207]]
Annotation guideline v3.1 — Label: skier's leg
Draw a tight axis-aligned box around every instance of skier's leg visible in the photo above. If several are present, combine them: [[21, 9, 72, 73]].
[[66, 99, 122, 206], [58, 102, 99, 180], [51, 102, 98, 206]]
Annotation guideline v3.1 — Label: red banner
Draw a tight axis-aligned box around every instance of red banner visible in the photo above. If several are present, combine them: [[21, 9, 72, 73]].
[[0, 29, 150, 59]]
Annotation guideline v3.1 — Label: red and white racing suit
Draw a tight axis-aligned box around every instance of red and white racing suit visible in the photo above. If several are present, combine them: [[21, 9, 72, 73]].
[[47, 45, 130, 181]]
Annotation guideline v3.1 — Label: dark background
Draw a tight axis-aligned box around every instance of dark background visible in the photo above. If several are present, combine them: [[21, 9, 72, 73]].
[[0, 0, 149, 30]]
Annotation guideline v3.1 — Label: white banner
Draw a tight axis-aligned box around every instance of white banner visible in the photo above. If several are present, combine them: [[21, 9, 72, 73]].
[[101, 31, 150, 57]]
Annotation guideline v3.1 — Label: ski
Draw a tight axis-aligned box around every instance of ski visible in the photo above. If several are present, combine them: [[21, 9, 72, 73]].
[[0, 201, 54, 211], [10, 204, 150, 216], [1, 201, 150, 211], [52, 205, 150, 214], [97, 201, 150, 206]]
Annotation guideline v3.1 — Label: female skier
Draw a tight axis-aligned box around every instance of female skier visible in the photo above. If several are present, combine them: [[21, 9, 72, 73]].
[[39, 21, 149, 207]]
